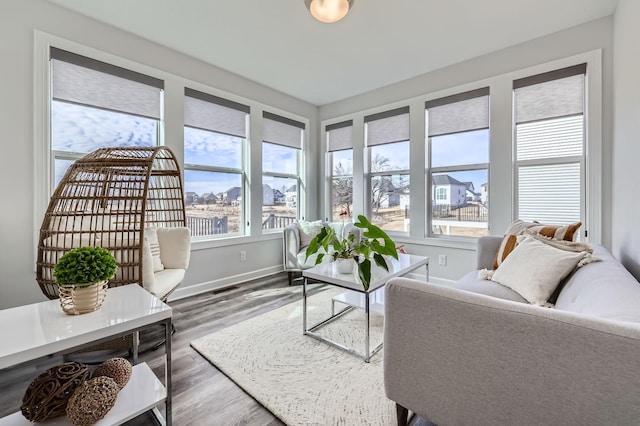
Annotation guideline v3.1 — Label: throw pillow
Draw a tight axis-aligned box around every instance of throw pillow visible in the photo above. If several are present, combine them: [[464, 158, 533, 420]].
[[493, 220, 583, 269], [144, 227, 164, 272], [505, 219, 582, 241], [490, 235, 589, 306], [297, 220, 324, 248]]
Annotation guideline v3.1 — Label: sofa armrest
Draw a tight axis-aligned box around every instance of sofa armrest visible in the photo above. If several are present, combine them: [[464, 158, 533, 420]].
[[157, 227, 191, 269], [283, 223, 301, 270], [476, 235, 502, 269], [384, 277, 640, 426]]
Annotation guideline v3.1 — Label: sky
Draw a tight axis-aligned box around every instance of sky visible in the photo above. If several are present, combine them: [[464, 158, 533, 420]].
[[52, 101, 488, 195]]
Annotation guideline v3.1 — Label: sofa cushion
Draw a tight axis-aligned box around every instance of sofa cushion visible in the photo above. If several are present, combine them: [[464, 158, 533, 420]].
[[555, 244, 640, 323], [491, 235, 589, 306], [297, 247, 332, 269], [454, 270, 527, 303]]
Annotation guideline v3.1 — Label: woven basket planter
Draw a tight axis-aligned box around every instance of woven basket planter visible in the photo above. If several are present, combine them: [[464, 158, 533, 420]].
[[58, 281, 108, 315]]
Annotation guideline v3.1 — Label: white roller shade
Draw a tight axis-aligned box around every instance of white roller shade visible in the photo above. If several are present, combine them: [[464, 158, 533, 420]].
[[518, 163, 581, 225], [516, 115, 583, 161], [327, 120, 353, 152], [426, 88, 490, 137], [184, 88, 248, 138], [263, 112, 304, 149], [365, 107, 410, 147], [51, 48, 163, 120]]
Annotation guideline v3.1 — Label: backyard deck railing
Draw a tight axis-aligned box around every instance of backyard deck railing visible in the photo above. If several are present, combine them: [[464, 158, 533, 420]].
[[186, 216, 228, 236]]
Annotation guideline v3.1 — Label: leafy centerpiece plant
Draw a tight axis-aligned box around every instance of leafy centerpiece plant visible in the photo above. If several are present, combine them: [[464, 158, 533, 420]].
[[54, 246, 118, 315], [305, 215, 399, 290]]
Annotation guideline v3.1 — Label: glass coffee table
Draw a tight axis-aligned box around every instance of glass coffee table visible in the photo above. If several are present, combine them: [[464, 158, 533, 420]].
[[302, 253, 429, 362]]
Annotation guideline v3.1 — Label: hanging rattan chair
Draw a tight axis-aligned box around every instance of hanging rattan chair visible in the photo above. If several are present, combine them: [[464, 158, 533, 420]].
[[37, 146, 187, 300]]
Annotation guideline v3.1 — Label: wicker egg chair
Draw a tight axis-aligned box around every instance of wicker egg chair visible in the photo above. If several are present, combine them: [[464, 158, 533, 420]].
[[37, 146, 187, 301]]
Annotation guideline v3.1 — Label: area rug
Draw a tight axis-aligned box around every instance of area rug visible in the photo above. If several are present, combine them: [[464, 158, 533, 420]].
[[190, 287, 395, 425]]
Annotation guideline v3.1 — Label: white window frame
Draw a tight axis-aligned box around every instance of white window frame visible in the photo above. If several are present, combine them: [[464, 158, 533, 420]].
[[183, 88, 249, 239], [318, 49, 602, 248]]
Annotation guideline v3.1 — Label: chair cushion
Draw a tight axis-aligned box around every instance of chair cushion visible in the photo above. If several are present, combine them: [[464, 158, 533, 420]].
[[296, 247, 332, 269], [297, 220, 324, 248], [146, 268, 185, 299], [144, 227, 164, 272]]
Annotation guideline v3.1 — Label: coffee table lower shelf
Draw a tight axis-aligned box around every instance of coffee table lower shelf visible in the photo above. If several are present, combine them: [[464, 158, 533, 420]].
[[0, 362, 166, 426]]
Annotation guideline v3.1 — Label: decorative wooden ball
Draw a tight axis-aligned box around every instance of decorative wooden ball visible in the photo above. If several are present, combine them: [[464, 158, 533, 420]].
[[21, 361, 90, 422], [66, 376, 120, 426], [93, 357, 132, 389]]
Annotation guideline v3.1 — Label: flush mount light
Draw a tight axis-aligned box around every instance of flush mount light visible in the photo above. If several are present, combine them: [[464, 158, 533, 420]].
[[305, 0, 354, 24]]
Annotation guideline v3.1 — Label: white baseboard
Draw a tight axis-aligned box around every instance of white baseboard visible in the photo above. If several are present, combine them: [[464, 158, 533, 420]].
[[169, 265, 283, 301]]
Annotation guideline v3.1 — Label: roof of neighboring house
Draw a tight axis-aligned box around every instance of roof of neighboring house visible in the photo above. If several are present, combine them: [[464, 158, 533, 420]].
[[481, 182, 488, 188], [432, 175, 465, 186], [462, 181, 474, 190], [286, 185, 297, 193], [185, 191, 198, 197], [201, 192, 217, 200]]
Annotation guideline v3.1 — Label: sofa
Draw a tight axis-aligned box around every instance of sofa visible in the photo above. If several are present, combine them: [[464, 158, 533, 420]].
[[283, 220, 360, 285], [384, 235, 640, 426]]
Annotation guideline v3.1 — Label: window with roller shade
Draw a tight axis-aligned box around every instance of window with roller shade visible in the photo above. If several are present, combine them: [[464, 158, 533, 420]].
[[426, 88, 490, 238], [327, 121, 353, 221], [50, 47, 163, 189], [513, 64, 586, 232], [365, 107, 410, 233], [183, 88, 249, 237], [262, 112, 304, 230]]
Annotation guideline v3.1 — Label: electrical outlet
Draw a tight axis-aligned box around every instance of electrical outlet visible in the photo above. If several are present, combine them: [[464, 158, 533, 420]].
[[240, 250, 246, 261], [438, 254, 447, 266]]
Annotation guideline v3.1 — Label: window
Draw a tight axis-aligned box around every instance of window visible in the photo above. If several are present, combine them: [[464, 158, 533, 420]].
[[183, 88, 249, 237], [365, 107, 410, 233], [426, 88, 490, 238], [514, 64, 586, 230], [262, 112, 304, 230], [327, 121, 353, 221], [50, 48, 163, 189]]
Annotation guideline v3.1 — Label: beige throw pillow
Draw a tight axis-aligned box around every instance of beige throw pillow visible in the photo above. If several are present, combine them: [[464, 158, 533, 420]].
[[297, 220, 324, 248], [490, 235, 588, 306]]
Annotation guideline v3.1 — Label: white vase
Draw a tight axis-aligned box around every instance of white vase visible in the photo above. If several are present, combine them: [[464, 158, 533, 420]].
[[335, 257, 355, 274]]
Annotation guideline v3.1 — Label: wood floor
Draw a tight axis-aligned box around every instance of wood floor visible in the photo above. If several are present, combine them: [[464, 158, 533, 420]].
[[0, 272, 431, 426]]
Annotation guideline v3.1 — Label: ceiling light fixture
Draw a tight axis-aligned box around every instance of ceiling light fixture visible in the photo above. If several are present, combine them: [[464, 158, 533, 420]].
[[305, 0, 354, 24]]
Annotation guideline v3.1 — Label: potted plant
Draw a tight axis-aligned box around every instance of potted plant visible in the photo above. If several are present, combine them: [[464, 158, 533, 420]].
[[305, 215, 399, 290], [53, 246, 118, 315]]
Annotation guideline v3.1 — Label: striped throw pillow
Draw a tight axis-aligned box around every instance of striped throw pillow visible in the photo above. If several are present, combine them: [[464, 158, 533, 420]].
[[493, 220, 582, 269]]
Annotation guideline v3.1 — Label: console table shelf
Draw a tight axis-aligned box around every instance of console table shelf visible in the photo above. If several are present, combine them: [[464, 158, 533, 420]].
[[0, 285, 172, 425]]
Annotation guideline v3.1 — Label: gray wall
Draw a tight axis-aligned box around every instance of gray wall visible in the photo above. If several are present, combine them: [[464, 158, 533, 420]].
[[319, 17, 615, 284], [0, 0, 318, 309], [612, 0, 640, 280]]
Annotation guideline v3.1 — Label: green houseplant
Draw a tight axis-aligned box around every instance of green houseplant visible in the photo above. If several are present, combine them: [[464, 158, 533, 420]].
[[305, 215, 399, 290], [54, 246, 118, 315]]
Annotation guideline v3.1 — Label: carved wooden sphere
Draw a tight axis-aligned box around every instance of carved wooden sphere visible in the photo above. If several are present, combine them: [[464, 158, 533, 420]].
[[21, 362, 90, 422]]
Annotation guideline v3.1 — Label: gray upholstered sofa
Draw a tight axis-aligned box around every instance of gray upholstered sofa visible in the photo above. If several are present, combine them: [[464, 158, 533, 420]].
[[384, 236, 640, 426]]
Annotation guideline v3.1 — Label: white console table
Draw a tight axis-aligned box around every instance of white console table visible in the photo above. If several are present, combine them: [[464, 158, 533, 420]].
[[0, 285, 172, 425]]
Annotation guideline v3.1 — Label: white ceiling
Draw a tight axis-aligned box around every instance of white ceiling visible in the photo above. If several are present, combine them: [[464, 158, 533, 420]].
[[49, 0, 618, 106]]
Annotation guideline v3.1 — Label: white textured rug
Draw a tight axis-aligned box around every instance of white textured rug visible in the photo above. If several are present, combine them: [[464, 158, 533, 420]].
[[190, 287, 395, 426]]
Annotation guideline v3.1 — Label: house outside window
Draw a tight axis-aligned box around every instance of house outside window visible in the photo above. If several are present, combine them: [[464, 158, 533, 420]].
[[426, 88, 490, 238], [183, 88, 249, 237], [513, 64, 586, 232], [50, 47, 162, 189], [327, 120, 353, 221], [365, 107, 410, 233], [262, 112, 304, 230]]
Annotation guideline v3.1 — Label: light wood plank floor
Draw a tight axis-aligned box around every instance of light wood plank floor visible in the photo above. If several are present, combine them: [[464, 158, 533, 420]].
[[0, 272, 431, 425]]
